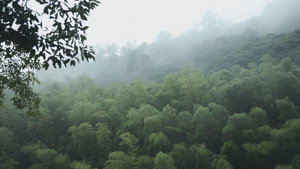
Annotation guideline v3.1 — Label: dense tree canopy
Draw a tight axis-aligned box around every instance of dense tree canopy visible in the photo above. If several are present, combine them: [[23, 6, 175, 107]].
[[1, 2, 300, 167], [1, 29, 300, 168]]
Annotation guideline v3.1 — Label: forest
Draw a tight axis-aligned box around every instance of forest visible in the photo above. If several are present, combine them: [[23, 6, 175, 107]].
[[1, 27, 300, 169]]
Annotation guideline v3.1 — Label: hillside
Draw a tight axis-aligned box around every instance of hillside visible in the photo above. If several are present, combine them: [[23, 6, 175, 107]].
[[1, 30, 300, 168]]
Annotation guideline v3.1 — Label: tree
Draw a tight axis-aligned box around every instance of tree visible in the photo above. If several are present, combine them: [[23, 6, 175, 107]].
[[0, 151, 18, 169], [242, 141, 277, 168], [192, 105, 224, 152], [148, 132, 171, 153], [177, 111, 193, 136], [21, 143, 71, 169], [292, 155, 300, 169], [143, 115, 163, 135], [210, 158, 234, 169], [220, 141, 245, 169], [122, 109, 145, 138], [222, 113, 256, 146], [0, 0, 100, 116], [137, 155, 154, 169], [70, 161, 92, 169], [95, 123, 113, 166], [248, 107, 269, 127], [281, 57, 295, 72], [161, 105, 178, 127], [103, 151, 137, 169], [170, 143, 192, 169], [118, 132, 139, 155], [275, 97, 298, 123], [0, 127, 19, 156], [0, 127, 19, 168], [68, 122, 97, 162], [271, 119, 300, 164], [154, 152, 176, 169], [131, 80, 155, 106], [68, 102, 99, 126], [194, 144, 215, 169], [225, 77, 258, 113], [178, 65, 209, 110]]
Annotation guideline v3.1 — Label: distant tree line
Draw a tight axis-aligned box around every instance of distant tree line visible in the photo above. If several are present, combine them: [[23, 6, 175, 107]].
[[37, 29, 300, 88]]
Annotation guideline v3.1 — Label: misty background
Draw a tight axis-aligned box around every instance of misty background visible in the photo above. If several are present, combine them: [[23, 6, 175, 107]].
[[36, 0, 300, 86]]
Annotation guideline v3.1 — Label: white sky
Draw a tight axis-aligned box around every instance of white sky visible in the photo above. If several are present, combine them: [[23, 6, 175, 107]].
[[86, 0, 275, 46]]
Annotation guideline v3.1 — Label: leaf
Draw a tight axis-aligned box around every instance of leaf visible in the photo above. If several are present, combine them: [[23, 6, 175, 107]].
[[70, 60, 76, 66], [43, 62, 49, 70], [64, 59, 71, 66], [82, 26, 89, 31]]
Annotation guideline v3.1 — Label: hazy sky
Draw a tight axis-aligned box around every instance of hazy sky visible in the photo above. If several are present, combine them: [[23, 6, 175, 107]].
[[86, 0, 275, 46]]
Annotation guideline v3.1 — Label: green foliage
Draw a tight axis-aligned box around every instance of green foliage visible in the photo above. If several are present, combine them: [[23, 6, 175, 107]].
[[210, 158, 234, 169], [0, 127, 19, 154], [154, 152, 176, 169], [95, 123, 112, 166], [161, 105, 178, 127], [70, 161, 92, 169], [276, 97, 299, 122], [177, 111, 193, 134], [0, 151, 18, 169], [68, 102, 99, 126], [118, 132, 139, 154], [257, 125, 272, 141], [193, 106, 221, 151], [149, 132, 171, 153], [137, 155, 154, 169], [103, 151, 136, 169], [243, 141, 277, 164], [292, 155, 300, 169], [222, 113, 256, 145], [21, 142, 71, 169], [163, 74, 181, 99], [194, 144, 215, 169], [131, 80, 155, 106], [281, 57, 295, 72], [178, 65, 209, 110], [68, 123, 97, 161], [249, 107, 269, 126], [1, 0, 100, 68], [1, 30, 300, 169], [35, 148, 57, 163], [122, 109, 145, 138], [143, 115, 162, 135], [95, 123, 112, 149], [275, 164, 294, 169], [170, 143, 193, 169], [53, 154, 71, 169], [0, 0, 100, 116], [220, 141, 245, 168]]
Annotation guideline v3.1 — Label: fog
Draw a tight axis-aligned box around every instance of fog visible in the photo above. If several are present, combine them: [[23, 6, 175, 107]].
[[86, 0, 274, 46], [36, 0, 300, 86]]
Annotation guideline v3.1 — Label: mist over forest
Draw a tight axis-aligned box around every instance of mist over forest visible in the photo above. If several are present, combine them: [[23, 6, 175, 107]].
[[36, 0, 300, 86], [2, 0, 300, 169]]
